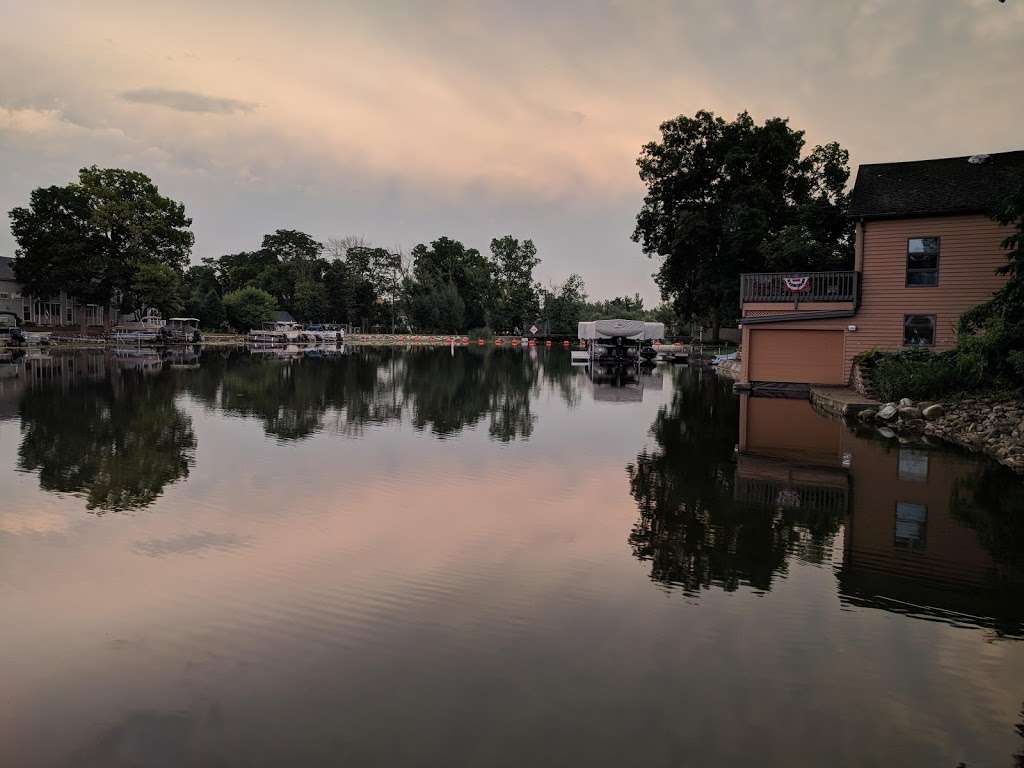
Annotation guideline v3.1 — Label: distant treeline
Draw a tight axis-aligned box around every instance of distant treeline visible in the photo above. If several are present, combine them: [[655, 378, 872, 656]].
[[8, 166, 673, 334], [184, 230, 673, 334]]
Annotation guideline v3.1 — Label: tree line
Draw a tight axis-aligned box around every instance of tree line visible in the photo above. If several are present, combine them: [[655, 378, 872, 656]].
[[6, 108, 872, 340], [7, 166, 673, 334]]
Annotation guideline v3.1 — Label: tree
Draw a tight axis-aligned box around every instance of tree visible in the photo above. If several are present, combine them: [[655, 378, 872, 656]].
[[130, 263, 185, 320], [293, 278, 329, 323], [632, 111, 851, 340], [9, 166, 193, 322], [409, 237, 490, 330], [488, 235, 540, 333], [223, 286, 277, 331], [191, 289, 226, 329], [261, 229, 323, 265], [540, 273, 587, 334], [956, 175, 1024, 385]]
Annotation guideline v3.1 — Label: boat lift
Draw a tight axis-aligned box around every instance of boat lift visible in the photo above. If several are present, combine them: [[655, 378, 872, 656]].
[[573, 319, 664, 369]]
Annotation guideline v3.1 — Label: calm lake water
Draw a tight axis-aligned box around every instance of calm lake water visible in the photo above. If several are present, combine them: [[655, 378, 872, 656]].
[[1, 346, 1023, 767]]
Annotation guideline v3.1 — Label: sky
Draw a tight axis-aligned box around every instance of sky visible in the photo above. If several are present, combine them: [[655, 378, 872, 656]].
[[0, 0, 1022, 304]]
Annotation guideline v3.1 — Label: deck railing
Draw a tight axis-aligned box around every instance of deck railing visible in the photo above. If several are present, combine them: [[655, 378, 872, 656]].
[[740, 270, 858, 305]]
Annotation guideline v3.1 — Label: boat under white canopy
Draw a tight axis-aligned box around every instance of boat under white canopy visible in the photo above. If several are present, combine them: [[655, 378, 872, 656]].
[[577, 319, 665, 341]]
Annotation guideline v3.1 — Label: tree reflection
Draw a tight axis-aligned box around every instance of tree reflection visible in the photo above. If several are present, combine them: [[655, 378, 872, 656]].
[[952, 463, 1024, 575], [13, 346, 578, 511], [627, 372, 843, 594], [401, 349, 539, 441], [17, 371, 195, 513], [188, 347, 556, 443]]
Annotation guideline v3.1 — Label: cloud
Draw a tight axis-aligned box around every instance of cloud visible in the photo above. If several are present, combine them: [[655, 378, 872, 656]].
[[119, 87, 258, 115]]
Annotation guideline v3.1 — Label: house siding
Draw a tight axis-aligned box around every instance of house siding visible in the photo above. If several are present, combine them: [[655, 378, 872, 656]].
[[740, 213, 1010, 384], [847, 214, 1009, 365]]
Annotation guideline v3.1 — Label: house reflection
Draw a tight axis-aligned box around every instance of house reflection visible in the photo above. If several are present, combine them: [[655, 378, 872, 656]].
[[738, 395, 1024, 636]]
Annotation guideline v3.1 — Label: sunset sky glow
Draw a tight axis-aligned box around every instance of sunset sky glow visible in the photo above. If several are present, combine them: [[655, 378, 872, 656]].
[[1, 0, 1021, 301]]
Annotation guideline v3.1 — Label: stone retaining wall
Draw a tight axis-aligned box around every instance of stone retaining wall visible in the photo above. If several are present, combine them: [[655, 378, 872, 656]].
[[856, 396, 1024, 473]]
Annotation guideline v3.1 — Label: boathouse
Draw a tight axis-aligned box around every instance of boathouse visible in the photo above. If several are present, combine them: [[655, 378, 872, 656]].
[[738, 150, 1024, 388]]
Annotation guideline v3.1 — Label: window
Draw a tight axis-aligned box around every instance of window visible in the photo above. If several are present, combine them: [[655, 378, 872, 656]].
[[904, 315, 935, 347], [907, 237, 939, 286], [86, 305, 104, 326], [895, 502, 927, 550], [898, 448, 929, 481], [0, 292, 9, 299]]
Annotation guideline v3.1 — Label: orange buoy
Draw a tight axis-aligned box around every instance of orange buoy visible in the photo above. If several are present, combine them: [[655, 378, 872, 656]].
[[528, 339, 536, 347], [545, 340, 552, 347], [562, 340, 570, 348], [477, 338, 485, 346], [462, 336, 469, 344], [511, 338, 520, 346], [495, 338, 503, 345]]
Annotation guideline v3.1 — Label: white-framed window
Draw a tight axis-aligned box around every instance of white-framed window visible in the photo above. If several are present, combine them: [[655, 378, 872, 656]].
[[0, 292, 9, 300], [907, 237, 939, 286], [903, 315, 935, 347], [85, 304, 104, 326], [895, 502, 927, 550]]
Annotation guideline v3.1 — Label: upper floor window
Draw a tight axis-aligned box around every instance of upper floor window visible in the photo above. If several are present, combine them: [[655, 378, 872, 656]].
[[907, 237, 939, 286], [904, 314, 935, 346]]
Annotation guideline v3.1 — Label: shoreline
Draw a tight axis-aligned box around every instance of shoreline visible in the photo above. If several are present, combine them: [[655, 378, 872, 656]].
[[852, 394, 1024, 474]]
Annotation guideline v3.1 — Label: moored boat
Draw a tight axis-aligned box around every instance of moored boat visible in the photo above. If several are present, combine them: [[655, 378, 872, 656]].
[[160, 317, 203, 344]]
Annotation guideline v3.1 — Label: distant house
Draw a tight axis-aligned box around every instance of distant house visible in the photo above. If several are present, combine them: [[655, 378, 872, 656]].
[[739, 150, 1024, 387], [272, 310, 296, 324], [0, 256, 118, 329]]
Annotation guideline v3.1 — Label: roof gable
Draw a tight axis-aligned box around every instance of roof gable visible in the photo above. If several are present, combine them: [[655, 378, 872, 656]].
[[849, 150, 1024, 220]]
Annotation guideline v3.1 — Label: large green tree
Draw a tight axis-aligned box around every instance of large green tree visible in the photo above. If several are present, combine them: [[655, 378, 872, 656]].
[[632, 111, 851, 339], [409, 237, 491, 330], [223, 286, 277, 331], [9, 166, 194, 321], [488, 235, 540, 333]]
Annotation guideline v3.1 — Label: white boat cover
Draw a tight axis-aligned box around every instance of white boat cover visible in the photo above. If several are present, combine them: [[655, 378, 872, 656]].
[[578, 319, 665, 340]]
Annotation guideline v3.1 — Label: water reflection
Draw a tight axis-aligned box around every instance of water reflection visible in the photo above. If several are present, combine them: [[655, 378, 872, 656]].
[[628, 386, 1024, 636], [16, 353, 196, 513], [627, 376, 842, 593], [3, 347, 585, 511]]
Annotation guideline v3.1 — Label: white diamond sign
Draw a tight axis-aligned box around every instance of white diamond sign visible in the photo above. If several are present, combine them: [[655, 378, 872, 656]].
[[529, 325, 538, 335]]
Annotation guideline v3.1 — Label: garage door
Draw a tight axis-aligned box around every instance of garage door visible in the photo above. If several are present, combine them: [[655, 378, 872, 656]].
[[747, 329, 844, 385]]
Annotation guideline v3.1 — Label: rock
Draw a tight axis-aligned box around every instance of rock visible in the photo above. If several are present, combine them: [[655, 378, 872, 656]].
[[921, 404, 945, 420], [877, 427, 896, 439], [877, 404, 898, 421], [898, 405, 923, 420], [858, 408, 877, 422], [899, 397, 914, 407]]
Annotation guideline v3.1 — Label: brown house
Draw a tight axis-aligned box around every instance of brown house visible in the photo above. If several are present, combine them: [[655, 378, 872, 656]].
[[739, 150, 1024, 387]]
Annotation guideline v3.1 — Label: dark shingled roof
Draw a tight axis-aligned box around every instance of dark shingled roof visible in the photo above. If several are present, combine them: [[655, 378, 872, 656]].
[[849, 150, 1024, 220], [0, 256, 15, 282]]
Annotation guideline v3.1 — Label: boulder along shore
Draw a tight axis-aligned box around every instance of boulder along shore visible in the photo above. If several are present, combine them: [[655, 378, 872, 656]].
[[857, 395, 1024, 473]]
